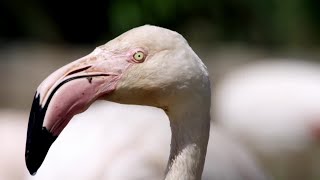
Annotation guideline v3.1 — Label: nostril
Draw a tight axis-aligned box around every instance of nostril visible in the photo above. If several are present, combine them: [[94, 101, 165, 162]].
[[66, 66, 92, 76]]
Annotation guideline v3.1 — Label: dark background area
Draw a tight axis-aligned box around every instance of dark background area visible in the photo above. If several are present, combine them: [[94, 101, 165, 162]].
[[1, 0, 320, 47]]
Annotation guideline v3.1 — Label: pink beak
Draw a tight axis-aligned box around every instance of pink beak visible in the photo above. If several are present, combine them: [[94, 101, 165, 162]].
[[25, 48, 131, 175]]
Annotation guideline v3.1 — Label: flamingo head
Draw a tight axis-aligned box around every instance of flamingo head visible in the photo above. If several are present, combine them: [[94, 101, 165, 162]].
[[25, 25, 210, 175]]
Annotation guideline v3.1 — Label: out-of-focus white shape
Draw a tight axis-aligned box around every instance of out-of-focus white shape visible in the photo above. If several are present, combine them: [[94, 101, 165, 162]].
[[0, 110, 28, 180], [203, 126, 270, 180], [27, 101, 269, 180], [214, 60, 320, 179]]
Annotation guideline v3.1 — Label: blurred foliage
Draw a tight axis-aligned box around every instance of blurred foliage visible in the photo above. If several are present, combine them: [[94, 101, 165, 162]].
[[0, 0, 319, 47]]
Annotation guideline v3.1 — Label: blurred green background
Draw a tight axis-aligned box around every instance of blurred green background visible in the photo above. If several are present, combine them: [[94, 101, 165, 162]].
[[1, 0, 320, 47]]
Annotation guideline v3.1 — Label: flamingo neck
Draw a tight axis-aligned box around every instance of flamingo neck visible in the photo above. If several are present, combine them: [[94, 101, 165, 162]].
[[165, 104, 210, 180]]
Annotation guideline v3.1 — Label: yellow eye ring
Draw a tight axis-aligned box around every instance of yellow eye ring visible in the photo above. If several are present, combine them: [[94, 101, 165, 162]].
[[133, 51, 145, 62]]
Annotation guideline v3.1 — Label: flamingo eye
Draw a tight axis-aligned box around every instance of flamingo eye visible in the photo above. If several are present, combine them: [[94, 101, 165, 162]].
[[133, 51, 145, 62]]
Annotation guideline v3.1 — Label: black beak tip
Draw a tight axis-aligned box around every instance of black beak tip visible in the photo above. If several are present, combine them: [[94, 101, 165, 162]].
[[25, 127, 57, 175], [25, 155, 39, 175], [25, 93, 57, 175]]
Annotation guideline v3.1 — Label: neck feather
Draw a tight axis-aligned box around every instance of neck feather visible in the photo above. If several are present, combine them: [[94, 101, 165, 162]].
[[165, 103, 210, 180]]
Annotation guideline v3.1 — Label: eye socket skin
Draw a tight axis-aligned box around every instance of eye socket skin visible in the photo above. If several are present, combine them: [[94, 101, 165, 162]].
[[133, 51, 145, 62]]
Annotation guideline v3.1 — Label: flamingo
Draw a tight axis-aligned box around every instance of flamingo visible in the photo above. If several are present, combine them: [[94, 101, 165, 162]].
[[214, 60, 320, 179], [25, 25, 211, 180]]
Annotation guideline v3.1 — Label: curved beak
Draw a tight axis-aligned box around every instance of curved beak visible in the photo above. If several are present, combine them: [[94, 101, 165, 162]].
[[25, 48, 130, 175]]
